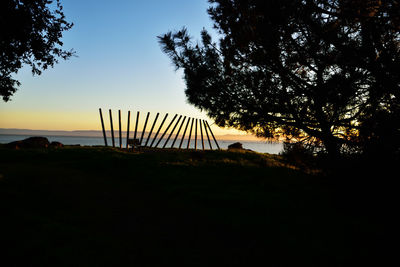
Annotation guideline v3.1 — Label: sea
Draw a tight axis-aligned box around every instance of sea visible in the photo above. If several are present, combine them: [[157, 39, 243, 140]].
[[0, 134, 284, 154]]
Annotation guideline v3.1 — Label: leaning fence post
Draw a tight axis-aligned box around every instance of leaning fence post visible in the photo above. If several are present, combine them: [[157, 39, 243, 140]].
[[172, 116, 186, 148], [187, 118, 194, 149], [199, 119, 205, 150], [99, 108, 108, 147], [126, 110, 131, 149], [206, 121, 220, 150], [118, 110, 122, 148], [145, 112, 159, 147], [203, 120, 212, 150], [140, 112, 150, 145], [134, 111, 140, 143], [109, 109, 115, 147], [163, 115, 182, 148], [150, 113, 168, 147], [156, 114, 178, 148], [179, 117, 190, 149], [194, 119, 198, 150]]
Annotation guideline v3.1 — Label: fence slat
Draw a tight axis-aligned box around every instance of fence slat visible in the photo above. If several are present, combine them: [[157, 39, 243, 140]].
[[109, 109, 115, 147], [199, 119, 204, 150], [187, 118, 194, 149], [99, 108, 108, 146], [163, 115, 182, 148], [145, 113, 159, 147], [140, 112, 150, 145], [150, 113, 168, 147], [206, 121, 220, 150], [118, 110, 122, 148], [194, 119, 198, 150], [203, 120, 212, 149], [179, 117, 190, 149], [126, 110, 131, 148], [134, 111, 140, 142], [155, 114, 178, 148], [172, 116, 186, 148]]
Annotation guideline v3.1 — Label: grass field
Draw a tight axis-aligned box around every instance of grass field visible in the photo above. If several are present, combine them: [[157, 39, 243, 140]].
[[0, 146, 393, 266]]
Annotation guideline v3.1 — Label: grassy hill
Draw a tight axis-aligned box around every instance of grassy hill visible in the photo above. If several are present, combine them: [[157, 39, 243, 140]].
[[0, 146, 391, 266]]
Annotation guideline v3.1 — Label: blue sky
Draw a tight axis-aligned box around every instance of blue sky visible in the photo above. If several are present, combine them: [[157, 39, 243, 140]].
[[1, 0, 248, 136]]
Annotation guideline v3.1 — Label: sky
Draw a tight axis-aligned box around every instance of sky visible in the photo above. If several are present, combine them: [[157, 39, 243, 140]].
[[0, 0, 249, 136]]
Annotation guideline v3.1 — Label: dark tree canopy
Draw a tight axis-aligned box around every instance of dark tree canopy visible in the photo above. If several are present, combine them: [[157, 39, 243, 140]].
[[159, 0, 400, 157], [0, 0, 74, 102]]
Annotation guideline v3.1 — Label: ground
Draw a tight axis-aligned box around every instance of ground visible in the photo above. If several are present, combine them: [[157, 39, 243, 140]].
[[0, 146, 393, 266]]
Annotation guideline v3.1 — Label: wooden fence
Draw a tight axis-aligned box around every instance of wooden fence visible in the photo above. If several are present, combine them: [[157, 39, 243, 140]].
[[99, 108, 220, 150]]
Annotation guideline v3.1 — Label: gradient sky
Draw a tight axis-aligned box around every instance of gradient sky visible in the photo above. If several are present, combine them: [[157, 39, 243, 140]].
[[0, 0, 247, 136]]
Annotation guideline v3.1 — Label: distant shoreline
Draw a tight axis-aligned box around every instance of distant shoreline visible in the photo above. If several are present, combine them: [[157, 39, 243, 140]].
[[0, 133, 103, 139], [0, 133, 282, 144], [0, 128, 277, 142], [0, 133, 283, 154]]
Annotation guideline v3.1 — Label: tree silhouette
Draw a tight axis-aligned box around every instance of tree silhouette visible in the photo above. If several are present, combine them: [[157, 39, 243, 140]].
[[0, 0, 74, 102], [159, 0, 400, 157]]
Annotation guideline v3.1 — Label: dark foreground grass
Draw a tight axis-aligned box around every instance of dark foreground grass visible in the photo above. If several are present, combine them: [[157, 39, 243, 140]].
[[0, 146, 393, 266]]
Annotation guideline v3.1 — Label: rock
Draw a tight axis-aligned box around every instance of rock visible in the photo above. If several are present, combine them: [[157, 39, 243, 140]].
[[228, 142, 243, 150], [22, 137, 50, 148], [6, 141, 23, 149], [50, 141, 64, 148], [6, 137, 50, 149]]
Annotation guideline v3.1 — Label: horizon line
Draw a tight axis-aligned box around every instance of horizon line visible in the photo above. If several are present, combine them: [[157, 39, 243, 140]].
[[0, 127, 267, 141]]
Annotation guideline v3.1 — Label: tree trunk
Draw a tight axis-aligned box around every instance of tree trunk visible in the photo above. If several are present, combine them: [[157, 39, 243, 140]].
[[322, 134, 341, 160]]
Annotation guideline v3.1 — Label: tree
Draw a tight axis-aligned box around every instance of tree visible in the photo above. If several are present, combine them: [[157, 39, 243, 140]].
[[0, 0, 74, 102], [158, 0, 400, 157]]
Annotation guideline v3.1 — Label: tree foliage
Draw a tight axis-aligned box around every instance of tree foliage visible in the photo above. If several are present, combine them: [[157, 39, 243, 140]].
[[159, 0, 400, 157], [0, 0, 74, 102]]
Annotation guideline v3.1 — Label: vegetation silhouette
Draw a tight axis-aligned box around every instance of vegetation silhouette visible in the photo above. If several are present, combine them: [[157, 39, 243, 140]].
[[0, 145, 394, 266], [0, 0, 74, 102], [158, 0, 400, 160]]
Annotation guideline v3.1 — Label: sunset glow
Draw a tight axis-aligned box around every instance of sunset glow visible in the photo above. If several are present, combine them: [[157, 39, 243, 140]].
[[0, 0, 247, 137]]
